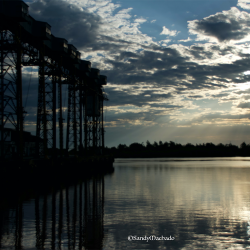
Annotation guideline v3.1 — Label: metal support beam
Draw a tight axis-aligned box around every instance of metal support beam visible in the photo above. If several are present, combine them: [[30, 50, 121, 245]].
[[66, 74, 81, 155], [79, 79, 83, 155], [0, 28, 25, 159], [36, 43, 47, 158], [58, 61, 63, 157], [92, 91, 96, 151], [101, 94, 104, 152], [84, 87, 104, 155], [16, 25, 23, 160], [84, 80, 88, 154], [52, 73, 56, 158], [96, 91, 102, 153], [73, 80, 77, 152], [0, 29, 4, 159]]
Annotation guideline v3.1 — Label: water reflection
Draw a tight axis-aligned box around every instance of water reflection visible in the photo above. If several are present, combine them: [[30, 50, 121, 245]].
[[2, 158, 250, 249], [103, 158, 250, 249], [0, 177, 105, 249]]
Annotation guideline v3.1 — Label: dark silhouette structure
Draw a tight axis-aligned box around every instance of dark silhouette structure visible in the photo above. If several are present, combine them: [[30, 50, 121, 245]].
[[0, 0, 108, 161]]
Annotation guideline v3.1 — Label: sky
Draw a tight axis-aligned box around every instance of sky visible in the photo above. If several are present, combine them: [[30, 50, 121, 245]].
[[20, 0, 250, 147]]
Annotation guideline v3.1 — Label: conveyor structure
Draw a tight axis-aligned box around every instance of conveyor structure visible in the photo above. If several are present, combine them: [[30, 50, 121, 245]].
[[0, 0, 108, 159]]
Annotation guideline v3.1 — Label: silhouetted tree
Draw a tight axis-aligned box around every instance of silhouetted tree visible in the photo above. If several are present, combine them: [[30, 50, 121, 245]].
[[117, 144, 128, 150], [206, 143, 215, 147], [129, 143, 144, 150], [146, 140, 153, 149], [105, 140, 250, 158]]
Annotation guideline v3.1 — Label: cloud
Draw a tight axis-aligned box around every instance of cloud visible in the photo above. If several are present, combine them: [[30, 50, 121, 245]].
[[188, 45, 213, 60], [104, 43, 250, 93], [28, 0, 155, 56], [105, 86, 174, 107], [21, 0, 250, 146], [134, 18, 147, 24], [160, 26, 179, 36], [188, 7, 250, 43], [178, 37, 192, 43], [237, 102, 250, 109], [188, 95, 204, 99], [236, 88, 250, 94], [211, 93, 229, 98], [28, 0, 101, 49], [237, 0, 250, 10], [179, 112, 250, 126], [159, 39, 172, 45]]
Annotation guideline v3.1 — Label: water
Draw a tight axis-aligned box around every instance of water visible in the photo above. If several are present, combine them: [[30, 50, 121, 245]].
[[1, 157, 250, 249]]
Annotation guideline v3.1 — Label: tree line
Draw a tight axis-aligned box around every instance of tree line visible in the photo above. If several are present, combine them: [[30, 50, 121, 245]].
[[104, 141, 250, 158]]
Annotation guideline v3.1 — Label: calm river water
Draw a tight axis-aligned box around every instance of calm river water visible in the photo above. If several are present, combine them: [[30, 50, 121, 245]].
[[1, 157, 250, 249]]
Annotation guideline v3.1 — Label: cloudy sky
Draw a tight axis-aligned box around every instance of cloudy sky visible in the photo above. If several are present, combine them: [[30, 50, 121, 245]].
[[22, 0, 250, 147]]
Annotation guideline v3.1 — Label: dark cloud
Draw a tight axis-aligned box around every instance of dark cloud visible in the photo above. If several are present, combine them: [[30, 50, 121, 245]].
[[28, 0, 140, 53], [196, 21, 244, 41], [221, 97, 238, 101], [115, 51, 139, 61], [243, 95, 250, 100], [211, 93, 229, 98], [28, 0, 101, 49], [236, 88, 250, 94], [211, 45, 235, 56], [188, 95, 203, 99], [103, 45, 250, 96], [106, 88, 173, 107], [189, 46, 213, 60], [237, 102, 250, 109], [188, 7, 250, 42]]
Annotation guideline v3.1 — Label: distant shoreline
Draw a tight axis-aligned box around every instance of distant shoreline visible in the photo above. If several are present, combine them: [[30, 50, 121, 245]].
[[114, 155, 250, 158], [105, 141, 250, 158]]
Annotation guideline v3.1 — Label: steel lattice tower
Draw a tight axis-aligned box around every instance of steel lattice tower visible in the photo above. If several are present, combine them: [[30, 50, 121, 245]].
[[1, 0, 109, 160], [83, 71, 107, 155], [0, 25, 25, 159], [66, 76, 81, 153]]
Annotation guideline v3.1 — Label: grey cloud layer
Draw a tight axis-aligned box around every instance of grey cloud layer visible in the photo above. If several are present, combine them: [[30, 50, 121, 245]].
[[104, 46, 250, 95]]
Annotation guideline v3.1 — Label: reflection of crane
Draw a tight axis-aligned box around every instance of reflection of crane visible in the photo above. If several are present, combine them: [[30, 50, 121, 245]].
[[0, 0, 108, 160], [32, 177, 104, 249], [0, 176, 106, 249]]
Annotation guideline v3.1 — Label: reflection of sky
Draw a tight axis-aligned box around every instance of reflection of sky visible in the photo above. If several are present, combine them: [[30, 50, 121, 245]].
[[104, 158, 250, 249], [1, 159, 250, 249]]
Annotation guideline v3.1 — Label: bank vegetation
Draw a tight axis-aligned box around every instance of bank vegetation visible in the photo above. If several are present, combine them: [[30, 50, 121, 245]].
[[104, 141, 250, 158]]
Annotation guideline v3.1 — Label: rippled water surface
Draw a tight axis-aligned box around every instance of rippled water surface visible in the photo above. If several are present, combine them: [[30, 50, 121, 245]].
[[1, 157, 250, 249]]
